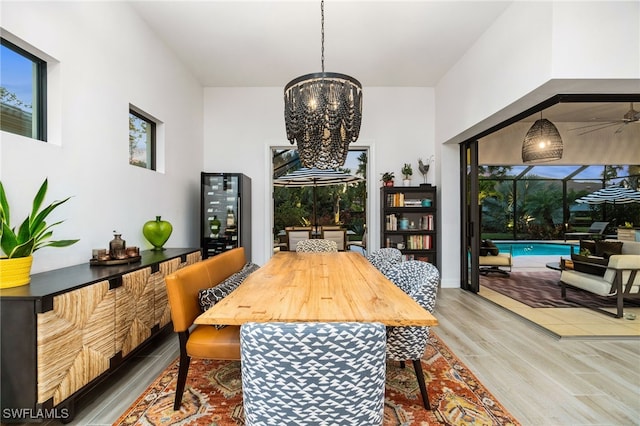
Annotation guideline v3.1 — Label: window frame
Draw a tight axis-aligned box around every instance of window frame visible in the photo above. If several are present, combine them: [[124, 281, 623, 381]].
[[128, 108, 157, 171], [0, 37, 47, 141]]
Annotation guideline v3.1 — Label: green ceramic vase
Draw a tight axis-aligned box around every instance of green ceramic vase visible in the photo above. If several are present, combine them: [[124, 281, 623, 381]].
[[143, 216, 173, 250]]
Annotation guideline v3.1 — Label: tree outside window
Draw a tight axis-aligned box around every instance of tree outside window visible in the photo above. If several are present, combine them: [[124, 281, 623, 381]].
[[129, 109, 156, 170]]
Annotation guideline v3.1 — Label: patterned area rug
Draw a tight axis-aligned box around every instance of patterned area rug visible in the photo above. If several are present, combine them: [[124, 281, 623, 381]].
[[480, 270, 638, 309], [114, 333, 519, 425]]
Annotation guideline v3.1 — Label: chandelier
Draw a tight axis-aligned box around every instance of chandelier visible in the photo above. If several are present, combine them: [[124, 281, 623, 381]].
[[521, 113, 563, 163], [284, 0, 363, 170]]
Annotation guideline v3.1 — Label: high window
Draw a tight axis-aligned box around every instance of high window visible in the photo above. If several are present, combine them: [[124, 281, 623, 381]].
[[129, 108, 156, 170], [0, 38, 47, 140]]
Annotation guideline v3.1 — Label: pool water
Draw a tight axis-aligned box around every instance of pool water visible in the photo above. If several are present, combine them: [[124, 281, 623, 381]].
[[494, 242, 577, 257]]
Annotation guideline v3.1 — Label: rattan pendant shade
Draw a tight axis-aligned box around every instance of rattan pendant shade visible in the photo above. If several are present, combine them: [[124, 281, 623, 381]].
[[521, 118, 563, 163]]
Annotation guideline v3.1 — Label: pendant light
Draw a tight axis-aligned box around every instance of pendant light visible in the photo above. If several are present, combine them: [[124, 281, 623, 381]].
[[284, 0, 363, 170], [521, 112, 563, 163]]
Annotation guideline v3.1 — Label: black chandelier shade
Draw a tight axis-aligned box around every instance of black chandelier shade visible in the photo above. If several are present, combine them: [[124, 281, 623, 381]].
[[284, 72, 363, 169], [521, 118, 563, 163]]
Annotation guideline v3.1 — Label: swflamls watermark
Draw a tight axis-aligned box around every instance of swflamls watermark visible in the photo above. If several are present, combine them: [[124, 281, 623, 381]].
[[2, 408, 70, 421]]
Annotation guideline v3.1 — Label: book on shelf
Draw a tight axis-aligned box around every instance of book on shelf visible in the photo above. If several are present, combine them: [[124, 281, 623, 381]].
[[385, 213, 398, 230], [386, 193, 405, 207], [406, 234, 433, 250]]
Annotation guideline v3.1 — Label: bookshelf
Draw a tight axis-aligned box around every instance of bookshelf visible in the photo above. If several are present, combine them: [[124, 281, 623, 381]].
[[380, 184, 437, 266]]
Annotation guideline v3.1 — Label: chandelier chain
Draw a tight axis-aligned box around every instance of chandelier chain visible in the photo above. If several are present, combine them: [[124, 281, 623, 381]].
[[320, 0, 325, 72]]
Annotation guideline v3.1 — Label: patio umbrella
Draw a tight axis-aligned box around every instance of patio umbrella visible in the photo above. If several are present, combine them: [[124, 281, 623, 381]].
[[575, 185, 640, 205], [273, 167, 364, 229]]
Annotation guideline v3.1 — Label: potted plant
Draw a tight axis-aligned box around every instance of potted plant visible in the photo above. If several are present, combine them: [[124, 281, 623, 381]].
[[401, 163, 413, 186], [381, 172, 395, 187], [0, 178, 79, 288]]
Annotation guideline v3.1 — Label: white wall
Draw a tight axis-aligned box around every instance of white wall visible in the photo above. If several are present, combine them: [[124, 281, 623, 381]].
[[435, 1, 639, 288], [1, 2, 204, 273], [203, 87, 435, 266]]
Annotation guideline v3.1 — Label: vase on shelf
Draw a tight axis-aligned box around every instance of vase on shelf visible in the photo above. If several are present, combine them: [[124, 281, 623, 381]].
[[210, 215, 221, 238], [142, 216, 173, 251], [109, 232, 126, 259]]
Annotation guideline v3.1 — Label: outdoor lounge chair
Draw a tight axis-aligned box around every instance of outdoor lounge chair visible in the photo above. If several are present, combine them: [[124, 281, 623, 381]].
[[478, 244, 513, 276], [564, 221, 609, 241]]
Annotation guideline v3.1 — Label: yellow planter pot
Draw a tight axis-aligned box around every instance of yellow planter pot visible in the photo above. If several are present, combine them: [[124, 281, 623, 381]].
[[0, 256, 33, 289]]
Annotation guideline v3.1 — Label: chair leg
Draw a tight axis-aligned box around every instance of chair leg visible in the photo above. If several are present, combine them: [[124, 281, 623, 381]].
[[174, 332, 191, 410], [174, 352, 191, 410], [412, 359, 431, 410]]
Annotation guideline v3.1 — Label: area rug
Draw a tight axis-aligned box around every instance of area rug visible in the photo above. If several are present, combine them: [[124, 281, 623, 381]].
[[114, 333, 519, 426], [480, 270, 639, 309]]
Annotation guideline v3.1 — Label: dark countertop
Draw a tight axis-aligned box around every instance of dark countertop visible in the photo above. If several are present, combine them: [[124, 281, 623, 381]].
[[0, 248, 200, 300]]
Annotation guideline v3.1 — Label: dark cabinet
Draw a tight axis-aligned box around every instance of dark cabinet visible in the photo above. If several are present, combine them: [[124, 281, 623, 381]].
[[0, 248, 201, 423], [201, 173, 251, 260], [380, 184, 438, 267]]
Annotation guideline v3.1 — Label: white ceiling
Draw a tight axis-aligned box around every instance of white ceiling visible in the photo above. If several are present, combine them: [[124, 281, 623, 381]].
[[128, 1, 639, 126], [128, 0, 512, 87]]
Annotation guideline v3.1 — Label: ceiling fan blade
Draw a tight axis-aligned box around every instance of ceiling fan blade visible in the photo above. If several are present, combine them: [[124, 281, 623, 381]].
[[576, 122, 623, 135], [569, 121, 620, 131]]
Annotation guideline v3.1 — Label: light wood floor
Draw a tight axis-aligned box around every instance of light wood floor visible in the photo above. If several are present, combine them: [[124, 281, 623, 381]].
[[22, 288, 640, 426]]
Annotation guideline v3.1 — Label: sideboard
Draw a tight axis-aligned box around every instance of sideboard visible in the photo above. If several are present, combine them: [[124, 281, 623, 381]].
[[0, 248, 201, 423]]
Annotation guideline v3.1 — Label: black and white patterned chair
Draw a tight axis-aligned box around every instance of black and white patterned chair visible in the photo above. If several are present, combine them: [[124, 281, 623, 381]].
[[240, 322, 387, 425], [295, 238, 338, 252], [367, 247, 403, 274], [384, 260, 440, 409]]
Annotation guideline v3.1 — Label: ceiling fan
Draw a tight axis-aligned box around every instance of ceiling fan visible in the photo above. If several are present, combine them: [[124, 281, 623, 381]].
[[570, 102, 640, 135]]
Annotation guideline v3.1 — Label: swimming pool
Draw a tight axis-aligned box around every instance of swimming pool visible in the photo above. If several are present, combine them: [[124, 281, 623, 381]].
[[494, 242, 577, 257]]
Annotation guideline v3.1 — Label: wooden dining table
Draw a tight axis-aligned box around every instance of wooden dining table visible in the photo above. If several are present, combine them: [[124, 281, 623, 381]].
[[195, 251, 438, 327]]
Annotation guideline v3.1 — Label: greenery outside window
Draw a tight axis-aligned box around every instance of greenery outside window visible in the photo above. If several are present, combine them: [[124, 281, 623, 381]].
[[129, 108, 156, 170], [0, 37, 47, 141]]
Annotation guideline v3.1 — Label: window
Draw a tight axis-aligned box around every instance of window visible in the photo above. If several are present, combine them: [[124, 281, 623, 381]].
[[0, 37, 47, 140], [129, 108, 156, 170]]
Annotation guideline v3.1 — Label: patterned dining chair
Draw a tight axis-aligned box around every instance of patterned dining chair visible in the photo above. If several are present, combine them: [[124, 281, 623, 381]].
[[384, 260, 440, 409], [240, 322, 387, 425], [295, 239, 338, 252], [367, 247, 403, 274]]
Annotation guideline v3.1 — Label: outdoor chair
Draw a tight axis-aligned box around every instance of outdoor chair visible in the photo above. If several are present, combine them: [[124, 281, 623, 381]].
[[478, 244, 513, 276], [295, 238, 338, 252], [367, 247, 403, 275], [240, 322, 386, 425], [560, 254, 640, 318], [384, 260, 440, 409], [321, 228, 347, 251], [564, 221, 609, 241], [286, 229, 312, 251], [347, 225, 367, 255]]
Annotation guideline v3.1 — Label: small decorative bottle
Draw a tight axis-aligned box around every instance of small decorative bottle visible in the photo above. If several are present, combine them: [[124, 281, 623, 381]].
[[109, 232, 126, 259], [226, 208, 235, 227], [210, 215, 221, 238]]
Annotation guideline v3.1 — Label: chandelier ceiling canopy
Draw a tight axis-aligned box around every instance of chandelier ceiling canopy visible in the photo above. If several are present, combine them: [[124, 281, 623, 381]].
[[284, 0, 363, 170]]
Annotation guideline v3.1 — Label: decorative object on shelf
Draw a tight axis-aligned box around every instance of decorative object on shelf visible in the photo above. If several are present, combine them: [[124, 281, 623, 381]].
[[402, 163, 413, 186], [209, 215, 221, 238], [381, 172, 395, 187], [283, 0, 362, 170], [142, 216, 173, 251], [399, 217, 409, 230], [522, 112, 563, 163], [0, 178, 79, 288], [109, 232, 127, 259], [421, 199, 432, 207], [418, 156, 434, 184]]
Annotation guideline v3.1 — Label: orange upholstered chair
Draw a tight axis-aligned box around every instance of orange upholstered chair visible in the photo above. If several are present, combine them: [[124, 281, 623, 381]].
[[164, 247, 247, 409]]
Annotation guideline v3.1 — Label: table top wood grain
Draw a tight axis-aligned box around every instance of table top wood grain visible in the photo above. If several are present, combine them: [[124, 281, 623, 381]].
[[195, 251, 438, 326]]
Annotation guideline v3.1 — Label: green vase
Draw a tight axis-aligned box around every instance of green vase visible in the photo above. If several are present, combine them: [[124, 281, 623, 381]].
[[143, 216, 173, 251], [210, 215, 221, 238]]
